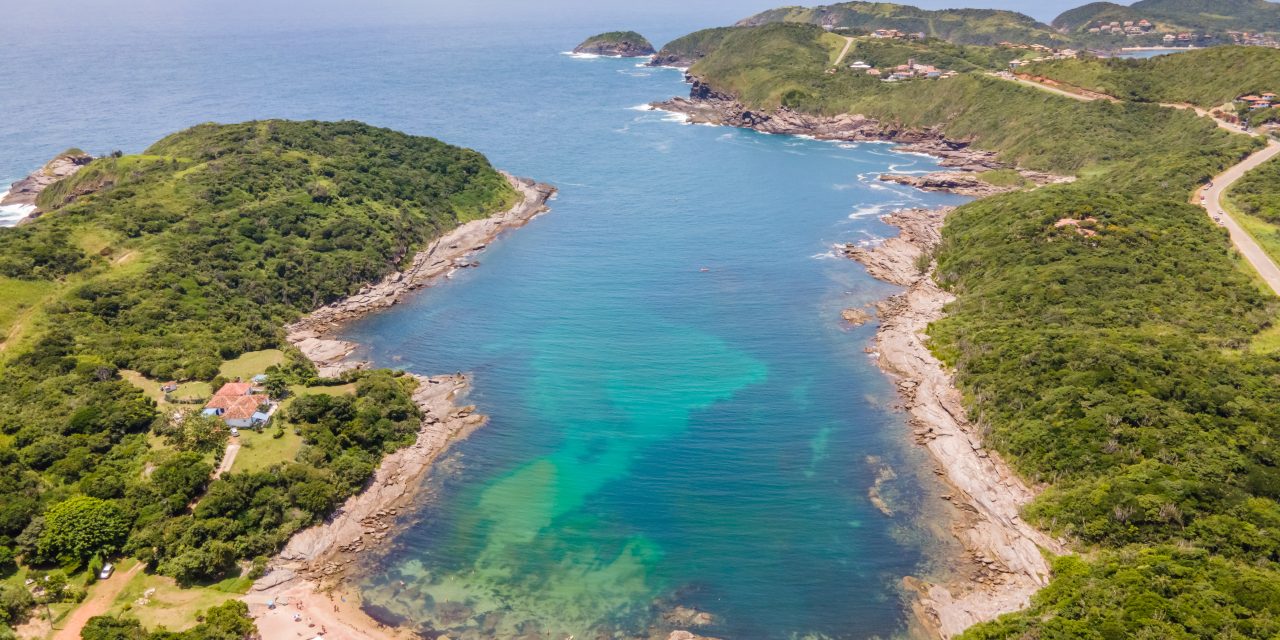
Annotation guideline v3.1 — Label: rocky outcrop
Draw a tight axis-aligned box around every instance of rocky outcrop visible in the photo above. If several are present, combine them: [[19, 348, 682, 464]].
[[846, 207, 1065, 638], [285, 174, 555, 375], [844, 208, 950, 286], [1, 150, 93, 208], [653, 79, 1019, 161], [654, 80, 942, 142], [878, 170, 1074, 197], [648, 52, 697, 68], [573, 31, 656, 57]]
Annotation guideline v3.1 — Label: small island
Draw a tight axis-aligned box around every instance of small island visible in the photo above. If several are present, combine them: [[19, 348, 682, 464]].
[[573, 30, 656, 57]]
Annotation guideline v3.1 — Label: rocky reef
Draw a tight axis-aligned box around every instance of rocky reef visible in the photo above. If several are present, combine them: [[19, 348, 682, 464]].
[[573, 30, 656, 57]]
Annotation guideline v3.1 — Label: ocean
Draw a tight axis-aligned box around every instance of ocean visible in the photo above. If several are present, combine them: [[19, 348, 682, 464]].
[[1, 20, 969, 639]]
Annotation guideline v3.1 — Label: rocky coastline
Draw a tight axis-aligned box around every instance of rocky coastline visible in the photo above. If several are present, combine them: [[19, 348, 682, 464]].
[[286, 174, 555, 377], [879, 170, 1074, 197], [650, 79, 1027, 186], [846, 208, 1066, 638], [1, 150, 93, 222]]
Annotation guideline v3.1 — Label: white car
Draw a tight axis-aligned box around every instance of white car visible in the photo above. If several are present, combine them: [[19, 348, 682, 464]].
[[99, 563, 115, 580], [230, 427, 240, 437]]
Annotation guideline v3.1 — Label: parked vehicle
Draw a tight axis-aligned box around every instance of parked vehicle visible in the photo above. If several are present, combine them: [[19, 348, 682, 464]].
[[99, 563, 115, 580]]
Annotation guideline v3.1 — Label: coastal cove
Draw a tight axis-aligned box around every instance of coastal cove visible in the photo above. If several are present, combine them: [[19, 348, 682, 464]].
[[2, 21, 985, 640], [330, 48, 974, 640]]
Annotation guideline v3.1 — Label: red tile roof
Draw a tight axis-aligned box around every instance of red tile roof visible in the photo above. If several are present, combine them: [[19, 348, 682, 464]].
[[215, 382, 255, 397], [222, 395, 270, 420]]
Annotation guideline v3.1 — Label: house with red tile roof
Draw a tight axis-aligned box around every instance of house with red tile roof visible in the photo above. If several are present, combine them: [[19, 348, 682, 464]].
[[202, 381, 276, 428]]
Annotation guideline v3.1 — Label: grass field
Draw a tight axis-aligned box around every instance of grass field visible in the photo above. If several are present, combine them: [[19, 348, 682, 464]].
[[218, 349, 285, 380]]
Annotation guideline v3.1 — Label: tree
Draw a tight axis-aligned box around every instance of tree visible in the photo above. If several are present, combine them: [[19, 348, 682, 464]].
[[167, 412, 228, 454], [0, 582, 34, 625], [82, 615, 148, 640], [35, 496, 130, 564]]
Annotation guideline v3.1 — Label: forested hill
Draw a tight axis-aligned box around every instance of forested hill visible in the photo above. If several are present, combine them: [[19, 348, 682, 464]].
[[0, 121, 516, 631], [667, 19, 1280, 639], [1053, 0, 1280, 35], [735, 2, 1070, 46]]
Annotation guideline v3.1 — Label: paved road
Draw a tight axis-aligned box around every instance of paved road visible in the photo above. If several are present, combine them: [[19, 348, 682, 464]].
[[52, 563, 145, 640], [1202, 140, 1280, 295]]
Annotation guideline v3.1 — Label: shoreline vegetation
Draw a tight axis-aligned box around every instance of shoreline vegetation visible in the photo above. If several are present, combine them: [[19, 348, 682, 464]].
[[241, 173, 555, 638], [648, 21, 1280, 639]]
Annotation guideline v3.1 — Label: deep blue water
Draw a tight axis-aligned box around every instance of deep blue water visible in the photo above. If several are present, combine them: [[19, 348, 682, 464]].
[[2, 21, 968, 639]]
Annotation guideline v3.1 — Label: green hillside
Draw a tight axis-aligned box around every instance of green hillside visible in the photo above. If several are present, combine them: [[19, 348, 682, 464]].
[[651, 27, 742, 67], [736, 1, 1070, 46], [673, 19, 1280, 638], [1023, 46, 1280, 107], [0, 121, 517, 629], [1053, 0, 1280, 34]]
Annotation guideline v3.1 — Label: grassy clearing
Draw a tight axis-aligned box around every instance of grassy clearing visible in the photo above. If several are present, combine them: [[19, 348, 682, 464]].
[[230, 428, 302, 474], [218, 349, 284, 380], [0, 276, 55, 347], [104, 568, 246, 632], [232, 383, 357, 473], [119, 370, 211, 406]]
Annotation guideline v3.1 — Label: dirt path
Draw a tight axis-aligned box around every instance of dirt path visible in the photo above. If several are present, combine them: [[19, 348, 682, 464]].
[[1202, 139, 1280, 295], [988, 72, 1103, 102], [52, 563, 144, 640], [214, 441, 241, 478], [833, 36, 854, 67]]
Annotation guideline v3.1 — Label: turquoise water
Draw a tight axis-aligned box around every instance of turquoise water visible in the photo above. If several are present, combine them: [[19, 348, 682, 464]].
[[1, 20, 967, 639], [337, 48, 969, 640]]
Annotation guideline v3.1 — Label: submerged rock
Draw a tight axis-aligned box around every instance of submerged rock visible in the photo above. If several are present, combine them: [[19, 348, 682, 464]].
[[842, 308, 873, 326]]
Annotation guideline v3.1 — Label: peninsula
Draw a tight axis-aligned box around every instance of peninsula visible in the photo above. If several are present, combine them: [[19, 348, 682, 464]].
[[0, 120, 552, 639]]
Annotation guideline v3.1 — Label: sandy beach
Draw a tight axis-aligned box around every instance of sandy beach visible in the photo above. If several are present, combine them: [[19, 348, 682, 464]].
[[244, 174, 555, 640], [846, 208, 1065, 638]]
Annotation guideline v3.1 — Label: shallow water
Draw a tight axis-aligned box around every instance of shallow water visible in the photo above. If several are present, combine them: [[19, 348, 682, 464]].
[[2, 21, 969, 640]]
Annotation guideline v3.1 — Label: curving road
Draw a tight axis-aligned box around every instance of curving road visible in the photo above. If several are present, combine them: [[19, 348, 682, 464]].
[[1202, 139, 1280, 295]]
